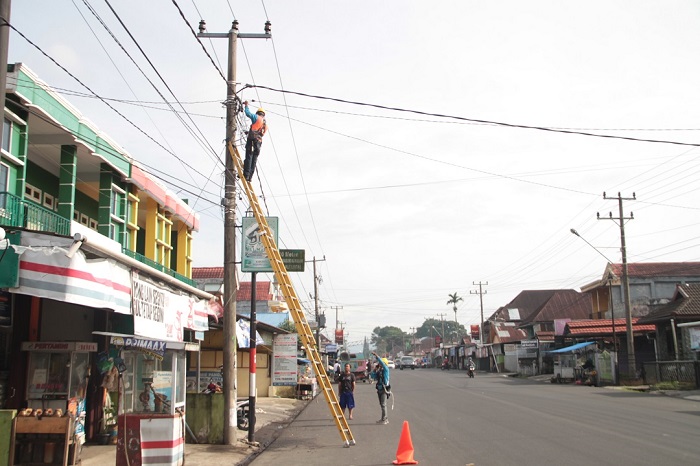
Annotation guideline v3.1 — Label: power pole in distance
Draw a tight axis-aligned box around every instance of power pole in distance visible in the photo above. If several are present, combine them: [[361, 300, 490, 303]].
[[599, 192, 636, 379], [332, 305, 343, 330], [310, 256, 326, 350], [197, 19, 271, 445], [470, 281, 488, 343]]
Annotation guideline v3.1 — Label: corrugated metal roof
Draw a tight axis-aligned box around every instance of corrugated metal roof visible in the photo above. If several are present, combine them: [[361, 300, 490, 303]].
[[610, 262, 700, 278], [638, 283, 700, 323], [491, 289, 592, 323]]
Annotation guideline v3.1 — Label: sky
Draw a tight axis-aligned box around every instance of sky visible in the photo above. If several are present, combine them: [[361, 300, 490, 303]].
[[8, 1, 700, 349]]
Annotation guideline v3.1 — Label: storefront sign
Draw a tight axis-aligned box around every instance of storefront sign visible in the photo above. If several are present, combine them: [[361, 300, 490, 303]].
[[132, 273, 211, 342], [272, 333, 298, 386], [110, 336, 167, 360], [21, 341, 98, 352], [520, 340, 539, 349]]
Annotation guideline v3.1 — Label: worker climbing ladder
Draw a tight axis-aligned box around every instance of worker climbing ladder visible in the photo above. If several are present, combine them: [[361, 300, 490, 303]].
[[227, 142, 356, 448]]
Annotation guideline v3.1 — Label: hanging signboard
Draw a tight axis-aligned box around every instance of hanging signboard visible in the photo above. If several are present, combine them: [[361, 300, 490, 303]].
[[241, 216, 279, 273], [280, 249, 305, 272]]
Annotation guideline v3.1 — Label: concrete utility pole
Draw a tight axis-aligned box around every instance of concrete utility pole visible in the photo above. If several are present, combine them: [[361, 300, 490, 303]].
[[311, 256, 326, 349], [599, 192, 636, 379], [470, 281, 488, 343], [437, 313, 447, 344], [332, 305, 343, 330], [197, 19, 271, 445], [0, 0, 11, 152]]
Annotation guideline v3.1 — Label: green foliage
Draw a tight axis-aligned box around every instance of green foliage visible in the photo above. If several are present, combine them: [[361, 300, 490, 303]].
[[278, 319, 297, 333]]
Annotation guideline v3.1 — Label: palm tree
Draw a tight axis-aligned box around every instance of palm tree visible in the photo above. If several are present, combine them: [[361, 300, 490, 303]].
[[446, 292, 463, 341]]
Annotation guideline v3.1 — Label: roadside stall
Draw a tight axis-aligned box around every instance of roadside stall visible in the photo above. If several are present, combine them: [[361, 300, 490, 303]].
[[9, 341, 97, 465], [98, 334, 197, 466], [296, 359, 317, 400], [549, 341, 595, 383]]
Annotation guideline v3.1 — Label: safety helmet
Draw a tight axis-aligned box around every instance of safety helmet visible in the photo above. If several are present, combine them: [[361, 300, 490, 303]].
[[256, 108, 265, 116]]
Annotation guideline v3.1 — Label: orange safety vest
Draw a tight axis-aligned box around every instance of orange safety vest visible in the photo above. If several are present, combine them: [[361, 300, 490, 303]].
[[250, 117, 267, 140]]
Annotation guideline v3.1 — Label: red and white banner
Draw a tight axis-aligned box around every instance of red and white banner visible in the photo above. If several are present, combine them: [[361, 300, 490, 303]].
[[15, 238, 131, 315]]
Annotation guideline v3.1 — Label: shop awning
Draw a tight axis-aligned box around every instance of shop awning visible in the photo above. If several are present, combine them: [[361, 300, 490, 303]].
[[548, 341, 595, 353]]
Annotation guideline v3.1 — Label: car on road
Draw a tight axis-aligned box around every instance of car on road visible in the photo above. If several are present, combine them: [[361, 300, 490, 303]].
[[386, 359, 395, 369], [399, 356, 415, 370]]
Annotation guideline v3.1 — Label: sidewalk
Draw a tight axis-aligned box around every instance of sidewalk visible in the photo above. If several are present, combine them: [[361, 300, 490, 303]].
[[79, 397, 307, 466]]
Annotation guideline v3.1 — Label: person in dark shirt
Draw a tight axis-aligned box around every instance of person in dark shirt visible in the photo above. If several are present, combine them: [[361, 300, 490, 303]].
[[337, 363, 356, 420], [370, 352, 391, 424]]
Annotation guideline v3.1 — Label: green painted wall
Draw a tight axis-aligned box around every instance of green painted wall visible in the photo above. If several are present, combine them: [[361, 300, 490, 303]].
[[15, 68, 131, 176], [185, 394, 224, 444], [0, 410, 17, 466]]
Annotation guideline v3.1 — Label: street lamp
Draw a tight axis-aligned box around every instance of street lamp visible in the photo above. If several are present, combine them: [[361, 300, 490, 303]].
[[570, 228, 626, 373]]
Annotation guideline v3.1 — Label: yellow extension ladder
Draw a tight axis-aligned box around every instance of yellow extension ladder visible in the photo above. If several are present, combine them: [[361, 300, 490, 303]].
[[227, 142, 356, 448]]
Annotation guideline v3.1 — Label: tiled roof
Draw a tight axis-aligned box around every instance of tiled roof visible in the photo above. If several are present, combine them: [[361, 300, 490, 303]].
[[238, 281, 274, 301], [565, 318, 655, 335], [192, 267, 224, 280], [638, 283, 700, 323], [609, 262, 700, 278]]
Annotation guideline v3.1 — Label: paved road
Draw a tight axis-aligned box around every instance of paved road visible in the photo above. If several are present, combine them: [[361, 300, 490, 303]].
[[250, 368, 700, 466]]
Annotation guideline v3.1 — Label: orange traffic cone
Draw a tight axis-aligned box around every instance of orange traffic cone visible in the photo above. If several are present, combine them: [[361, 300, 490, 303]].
[[393, 420, 418, 465]]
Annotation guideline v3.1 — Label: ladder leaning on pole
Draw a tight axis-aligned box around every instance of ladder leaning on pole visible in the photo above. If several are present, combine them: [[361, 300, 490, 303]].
[[227, 142, 356, 448]]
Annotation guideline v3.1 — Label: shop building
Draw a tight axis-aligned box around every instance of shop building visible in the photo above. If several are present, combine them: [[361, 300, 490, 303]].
[[0, 63, 219, 454]]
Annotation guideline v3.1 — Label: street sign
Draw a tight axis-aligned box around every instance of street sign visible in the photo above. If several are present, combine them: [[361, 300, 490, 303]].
[[520, 340, 539, 349], [280, 249, 305, 272], [241, 216, 279, 272]]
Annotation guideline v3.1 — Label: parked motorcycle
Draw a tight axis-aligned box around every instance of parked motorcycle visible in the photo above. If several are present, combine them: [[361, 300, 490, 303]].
[[237, 399, 250, 431], [441, 360, 450, 370]]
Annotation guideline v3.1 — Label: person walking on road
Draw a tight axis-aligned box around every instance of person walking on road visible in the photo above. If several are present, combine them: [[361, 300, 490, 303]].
[[338, 363, 356, 420], [242, 101, 267, 182], [370, 352, 391, 424]]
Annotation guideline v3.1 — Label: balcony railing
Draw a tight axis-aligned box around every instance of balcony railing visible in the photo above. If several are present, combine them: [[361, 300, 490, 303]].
[[0, 191, 70, 236], [1, 191, 197, 288], [122, 249, 197, 288]]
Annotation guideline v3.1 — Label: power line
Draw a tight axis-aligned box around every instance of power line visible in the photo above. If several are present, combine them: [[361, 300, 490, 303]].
[[244, 84, 700, 148]]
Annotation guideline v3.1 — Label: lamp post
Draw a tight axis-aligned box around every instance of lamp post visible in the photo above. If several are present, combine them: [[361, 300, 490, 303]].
[[570, 229, 626, 376]]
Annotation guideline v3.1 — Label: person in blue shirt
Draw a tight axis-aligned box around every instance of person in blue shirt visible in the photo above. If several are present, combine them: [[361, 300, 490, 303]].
[[370, 351, 391, 424], [242, 101, 267, 182]]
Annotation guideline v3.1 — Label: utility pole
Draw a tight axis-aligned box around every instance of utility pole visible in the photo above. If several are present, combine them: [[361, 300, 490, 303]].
[[470, 281, 488, 343], [310, 256, 326, 350], [197, 19, 271, 445], [599, 191, 636, 379], [332, 305, 343, 330], [437, 313, 447, 345]]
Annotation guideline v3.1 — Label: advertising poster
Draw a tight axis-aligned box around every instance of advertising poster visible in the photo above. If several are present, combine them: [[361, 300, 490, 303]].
[[272, 333, 298, 386]]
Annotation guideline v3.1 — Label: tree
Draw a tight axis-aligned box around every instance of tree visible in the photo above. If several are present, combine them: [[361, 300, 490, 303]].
[[278, 319, 297, 333], [447, 292, 463, 340], [371, 326, 407, 357]]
